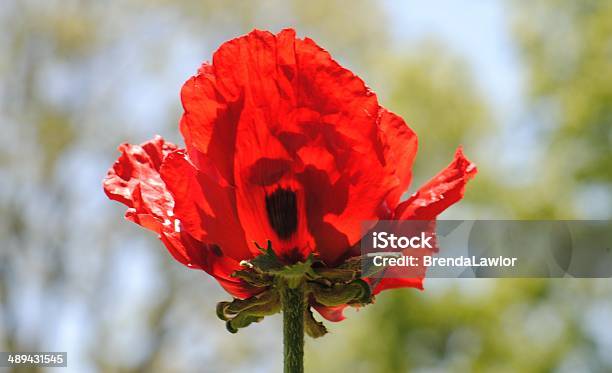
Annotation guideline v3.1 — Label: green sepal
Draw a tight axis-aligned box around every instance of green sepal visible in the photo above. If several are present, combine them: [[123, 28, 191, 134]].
[[231, 269, 272, 287], [217, 289, 280, 320], [219, 290, 282, 333], [271, 254, 319, 289], [304, 307, 327, 338], [338, 256, 362, 271], [312, 267, 356, 283], [339, 255, 386, 278], [250, 240, 284, 272], [216, 301, 232, 321], [346, 279, 372, 305], [226, 314, 263, 333], [308, 279, 372, 307]]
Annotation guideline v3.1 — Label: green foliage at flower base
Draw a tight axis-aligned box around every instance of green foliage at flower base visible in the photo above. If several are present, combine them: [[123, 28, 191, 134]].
[[216, 241, 372, 338]]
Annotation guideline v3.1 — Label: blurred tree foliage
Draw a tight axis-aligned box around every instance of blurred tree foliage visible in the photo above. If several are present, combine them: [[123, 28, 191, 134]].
[[514, 0, 612, 184], [1, 1, 610, 373], [509, 0, 612, 218]]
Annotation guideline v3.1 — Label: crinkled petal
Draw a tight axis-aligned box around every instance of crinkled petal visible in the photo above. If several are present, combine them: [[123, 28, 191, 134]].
[[292, 33, 396, 261], [313, 304, 347, 322], [372, 147, 477, 294], [372, 277, 424, 295], [378, 109, 418, 209], [160, 150, 252, 261], [367, 220, 436, 295], [394, 147, 477, 220], [176, 232, 259, 299], [179, 29, 397, 263], [180, 64, 239, 185], [103, 136, 256, 299], [298, 143, 395, 264], [103, 135, 177, 231]]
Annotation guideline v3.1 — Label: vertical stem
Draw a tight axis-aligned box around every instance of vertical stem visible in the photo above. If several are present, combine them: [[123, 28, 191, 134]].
[[281, 283, 305, 373]]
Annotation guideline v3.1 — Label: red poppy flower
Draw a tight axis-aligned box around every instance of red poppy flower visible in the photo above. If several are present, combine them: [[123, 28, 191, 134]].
[[103, 29, 476, 321]]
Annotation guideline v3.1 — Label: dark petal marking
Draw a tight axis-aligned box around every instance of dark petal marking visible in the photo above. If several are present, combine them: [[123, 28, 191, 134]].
[[265, 188, 298, 240]]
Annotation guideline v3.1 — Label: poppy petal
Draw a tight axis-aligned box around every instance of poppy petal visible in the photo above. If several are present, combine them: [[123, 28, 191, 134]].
[[378, 109, 418, 209], [160, 150, 253, 261], [176, 232, 259, 299], [291, 34, 398, 263], [313, 304, 347, 322], [179, 29, 398, 263], [372, 147, 477, 294], [103, 136, 256, 298], [103, 135, 177, 233], [180, 65, 239, 185], [372, 277, 424, 295], [394, 147, 477, 220]]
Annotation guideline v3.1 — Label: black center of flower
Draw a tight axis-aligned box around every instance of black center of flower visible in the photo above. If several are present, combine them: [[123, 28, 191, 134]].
[[265, 188, 298, 240]]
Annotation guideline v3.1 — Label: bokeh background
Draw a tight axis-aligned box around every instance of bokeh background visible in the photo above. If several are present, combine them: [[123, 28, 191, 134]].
[[1, 0, 611, 372]]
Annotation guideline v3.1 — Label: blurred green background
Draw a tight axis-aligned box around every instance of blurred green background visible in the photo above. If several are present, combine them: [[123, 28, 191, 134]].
[[1, 0, 611, 372]]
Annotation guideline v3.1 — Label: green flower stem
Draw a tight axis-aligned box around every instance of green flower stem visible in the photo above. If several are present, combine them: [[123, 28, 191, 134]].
[[281, 281, 305, 373]]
